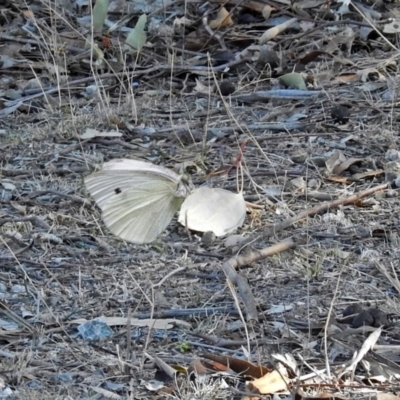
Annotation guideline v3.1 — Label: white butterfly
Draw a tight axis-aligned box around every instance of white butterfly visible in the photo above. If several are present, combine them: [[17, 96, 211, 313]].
[[84, 159, 193, 244]]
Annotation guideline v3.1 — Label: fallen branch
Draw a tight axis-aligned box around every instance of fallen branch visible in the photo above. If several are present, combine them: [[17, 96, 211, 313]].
[[221, 238, 298, 320]]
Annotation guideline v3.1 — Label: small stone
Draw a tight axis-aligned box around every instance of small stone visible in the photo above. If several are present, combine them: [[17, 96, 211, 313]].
[[237, 13, 257, 24], [331, 105, 350, 123], [309, 157, 326, 168], [202, 231, 216, 246], [385, 161, 400, 182], [367, 308, 389, 327], [212, 51, 235, 65], [218, 80, 235, 96], [351, 310, 374, 328], [342, 304, 363, 317], [11, 285, 25, 294], [385, 149, 400, 162], [307, 178, 319, 189], [224, 234, 243, 248], [258, 45, 280, 68], [386, 189, 399, 197]]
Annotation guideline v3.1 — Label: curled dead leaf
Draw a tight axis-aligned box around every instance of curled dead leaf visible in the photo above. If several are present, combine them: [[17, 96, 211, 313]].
[[178, 187, 246, 237], [209, 7, 233, 29]]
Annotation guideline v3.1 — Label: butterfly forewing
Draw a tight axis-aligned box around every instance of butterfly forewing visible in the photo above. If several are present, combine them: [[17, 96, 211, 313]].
[[101, 159, 182, 182], [85, 171, 174, 210]]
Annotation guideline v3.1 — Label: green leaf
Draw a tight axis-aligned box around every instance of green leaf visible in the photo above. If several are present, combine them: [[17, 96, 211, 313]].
[[124, 14, 147, 53], [92, 0, 109, 34], [279, 72, 307, 90]]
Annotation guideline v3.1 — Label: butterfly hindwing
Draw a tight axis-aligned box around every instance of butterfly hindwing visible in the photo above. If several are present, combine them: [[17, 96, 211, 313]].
[[101, 180, 183, 244]]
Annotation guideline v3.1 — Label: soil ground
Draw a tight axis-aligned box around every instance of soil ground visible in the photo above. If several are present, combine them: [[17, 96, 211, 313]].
[[1, 0, 400, 399]]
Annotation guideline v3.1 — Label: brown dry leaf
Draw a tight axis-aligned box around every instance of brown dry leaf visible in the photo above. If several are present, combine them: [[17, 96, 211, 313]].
[[183, 29, 207, 51], [21, 9, 34, 19], [325, 150, 346, 176], [209, 7, 233, 29], [357, 68, 384, 83], [333, 73, 358, 84], [201, 353, 270, 379], [291, 2, 311, 18], [354, 198, 377, 208], [247, 369, 289, 394], [298, 50, 328, 65], [332, 157, 362, 175], [334, 68, 384, 85], [352, 170, 384, 180], [326, 176, 350, 184], [188, 358, 234, 376], [188, 359, 212, 375]]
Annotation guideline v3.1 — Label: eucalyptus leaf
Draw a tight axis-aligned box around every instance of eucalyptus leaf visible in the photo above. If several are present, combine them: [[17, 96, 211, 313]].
[[279, 72, 307, 90], [92, 0, 109, 33], [124, 14, 147, 53]]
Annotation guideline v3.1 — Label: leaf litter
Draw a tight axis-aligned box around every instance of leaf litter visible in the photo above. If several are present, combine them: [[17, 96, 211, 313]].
[[1, 0, 400, 398]]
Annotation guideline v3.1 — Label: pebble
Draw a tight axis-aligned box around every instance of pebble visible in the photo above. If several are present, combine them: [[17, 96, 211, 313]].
[[218, 80, 235, 96]]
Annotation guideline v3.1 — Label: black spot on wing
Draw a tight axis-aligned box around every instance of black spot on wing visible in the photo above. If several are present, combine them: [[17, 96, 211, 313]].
[[115, 188, 122, 194]]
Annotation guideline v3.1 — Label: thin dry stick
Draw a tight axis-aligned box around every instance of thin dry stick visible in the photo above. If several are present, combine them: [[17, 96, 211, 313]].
[[323, 263, 346, 380], [221, 238, 296, 320], [238, 183, 389, 248], [125, 308, 132, 375], [235, 238, 296, 268], [226, 278, 251, 358], [152, 266, 186, 289]]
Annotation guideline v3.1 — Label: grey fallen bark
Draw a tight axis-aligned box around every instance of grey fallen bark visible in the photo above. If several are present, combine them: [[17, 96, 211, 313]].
[[231, 89, 322, 102]]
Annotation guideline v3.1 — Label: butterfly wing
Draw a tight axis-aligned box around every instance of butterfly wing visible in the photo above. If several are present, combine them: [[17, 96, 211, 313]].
[[85, 170, 168, 210], [101, 180, 184, 244], [101, 159, 181, 182], [84, 159, 191, 244]]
